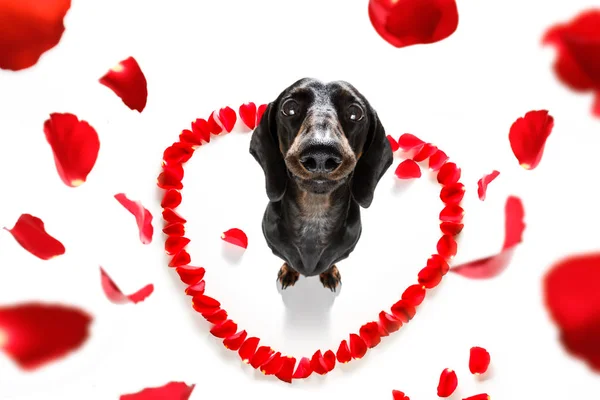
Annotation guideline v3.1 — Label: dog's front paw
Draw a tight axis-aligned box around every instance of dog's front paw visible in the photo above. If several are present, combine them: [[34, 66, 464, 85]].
[[278, 263, 300, 290], [320, 265, 341, 292]]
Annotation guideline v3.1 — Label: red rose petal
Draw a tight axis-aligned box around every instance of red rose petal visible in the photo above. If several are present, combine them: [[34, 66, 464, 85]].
[[402, 284, 426, 306], [169, 249, 190, 267], [239, 102, 258, 130], [0, 302, 91, 370], [192, 295, 220, 314], [428, 253, 450, 275], [157, 164, 184, 190], [256, 104, 268, 126], [100, 267, 153, 304], [359, 322, 382, 348], [368, 0, 459, 48], [191, 118, 211, 144], [292, 356, 313, 379], [185, 281, 205, 296], [179, 129, 202, 148], [114, 193, 154, 245], [161, 189, 182, 209], [163, 142, 193, 165], [43, 113, 100, 187], [418, 266, 443, 288], [377, 320, 390, 337], [390, 300, 416, 323], [162, 208, 186, 224], [379, 310, 402, 333], [508, 110, 554, 170], [412, 143, 437, 162], [207, 112, 223, 135], [397, 133, 425, 150], [392, 390, 410, 400], [323, 350, 336, 372], [440, 183, 465, 204], [261, 352, 284, 375], [437, 235, 457, 259], [250, 346, 274, 369], [336, 340, 352, 363], [218, 106, 237, 133], [387, 135, 400, 152], [223, 330, 247, 351], [163, 222, 185, 236], [203, 308, 228, 325], [544, 252, 600, 372], [239, 337, 260, 364], [165, 236, 190, 255], [221, 228, 248, 249], [452, 196, 525, 279], [349, 333, 368, 359], [0, 0, 71, 71], [5, 214, 65, 260], [437, 162, 461, 185], [310, 350, 329, 375], [440, 222, 464, 236], [462, 395, 490, 400], [469, 346, 491, 375], [477, 170, 500, 201], [275, 356, 296, 383], [100, 57, 148, 112], [439, 204, 464, 223], [119, 382, 195, 400], [429, 150, 449, 171], [395, 159, 422, 179], [437, 368, 458, 397], [210, 319, 237, 339], [176, 266, 206, 285]]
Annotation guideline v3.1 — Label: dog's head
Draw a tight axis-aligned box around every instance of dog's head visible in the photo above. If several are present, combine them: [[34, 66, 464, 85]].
[[250, 78, 393, 208]]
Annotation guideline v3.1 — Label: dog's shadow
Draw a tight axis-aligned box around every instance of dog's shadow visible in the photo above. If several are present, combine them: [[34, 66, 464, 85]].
[[277, 276, 338, 339]]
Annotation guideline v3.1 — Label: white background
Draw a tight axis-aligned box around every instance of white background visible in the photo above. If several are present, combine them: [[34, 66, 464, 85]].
[[1, 0, 600, 398]]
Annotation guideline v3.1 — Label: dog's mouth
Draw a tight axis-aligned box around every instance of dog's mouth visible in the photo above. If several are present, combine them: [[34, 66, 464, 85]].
[[293, 175, 345, 194]]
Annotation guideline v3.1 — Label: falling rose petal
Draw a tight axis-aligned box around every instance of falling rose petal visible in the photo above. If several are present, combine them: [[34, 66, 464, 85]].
[[412, 143, 437, 162], [176, 266, 206, 285], [437, 368, 458, 397], [210, 319, 237, 339], [543, 11, 600, 117], [387, 135, 400, 152], [469, 346, 491, 375], [0, 302, 91, 370], [119, 382, 195, 400], [392, 390, 410, 400], [250, 346, 274, 369], [437, 162, 461, 185], [437, 235, 457, 259], [203, 308, 227, 324], [428, 253, 450, 275], [191, 118, 211, 143], [379, 310, 402, 333], [261, 352, 284, 375], [391, 300, 416, 323], [165, 236, 190, 255], [368, 0, 459, 48], [221, 228, 248, 249], [0, 0, 71, 70], [162, 208, 186, 224], [100, 267, 153, 305], [359, 322, 381, 348], [440, 204, 464, 223], [349, 333, 368, 359], [224, 330, 247, 351], [179, 129, 202, 148], [508, 110, 554, 170], [275, 356, 296, 383], [161, 189, 182, 209], [192, 295, 220, 314], [292, 356, 313, 379], [310, 350, 328, 375], [544, 252, 600, 372], [43, 113, 100, 187], [395, 159, 422, 179], [440, 222, 464, 236], [163, 222, 185, 236], [185, 281, 205, 297], [402, 284, 426, 306], [5, 214, 65, 260], [157, 164, 184, 190], [462, 395, 490, 400], [418, 265, 443, 289], [440, 183, 465, 204], [207, 112, 223, 135], [477, 171, 500, 201], [168, 249, 191, 267], [336, 340, 352, 363], [429, 150, 449, 171], [114, 194, 154, 245], [238, 337, 260, 364], [452, 196, 525, 279], [239, 102, 258, 130], [256, 104, 268, 126], [163, 142, 194, 165], [218, 107, 237, 133], [397, 133, 425, 151], [100, 57, 148, 112]]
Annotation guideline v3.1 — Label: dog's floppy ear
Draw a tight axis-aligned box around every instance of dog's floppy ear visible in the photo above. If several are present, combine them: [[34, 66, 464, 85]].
[[249, 102, 288, 202], [351, 108, 393, 208]]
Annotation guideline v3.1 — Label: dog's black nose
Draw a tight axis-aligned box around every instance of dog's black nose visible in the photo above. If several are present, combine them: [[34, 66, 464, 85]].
[[300, 146, 342, 174]]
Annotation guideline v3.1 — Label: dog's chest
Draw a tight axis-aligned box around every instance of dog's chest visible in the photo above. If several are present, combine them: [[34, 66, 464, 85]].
[[291, 195, 340, 243]]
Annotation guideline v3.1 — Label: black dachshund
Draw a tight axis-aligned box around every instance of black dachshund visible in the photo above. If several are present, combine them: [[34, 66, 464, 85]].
[[250, 78, 393, 291]]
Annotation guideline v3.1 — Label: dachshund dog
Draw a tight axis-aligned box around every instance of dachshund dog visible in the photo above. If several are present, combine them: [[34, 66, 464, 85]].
[[250, 78, 393, 291]]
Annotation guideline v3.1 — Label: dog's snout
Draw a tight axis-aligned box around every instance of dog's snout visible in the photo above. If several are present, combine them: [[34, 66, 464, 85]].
[[299, 145, 342, 174]]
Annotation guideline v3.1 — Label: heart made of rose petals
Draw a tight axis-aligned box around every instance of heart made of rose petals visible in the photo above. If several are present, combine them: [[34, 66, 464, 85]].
[[157, 103, 465, 383]]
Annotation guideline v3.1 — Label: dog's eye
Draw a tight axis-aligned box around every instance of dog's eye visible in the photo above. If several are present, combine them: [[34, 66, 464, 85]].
[[281, 99, 300, 117], [346, 104, 364, 122]]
